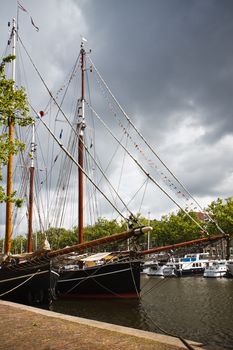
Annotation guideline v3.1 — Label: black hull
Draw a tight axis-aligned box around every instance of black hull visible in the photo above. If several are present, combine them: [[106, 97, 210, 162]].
[[57, 260, 141, 299], [176, 268, 205, 277], [0, 259, 59, 305]]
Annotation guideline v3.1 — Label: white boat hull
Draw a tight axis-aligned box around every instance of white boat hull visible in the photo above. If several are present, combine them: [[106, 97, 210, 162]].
[[204, 260, 227, 278], [227, 261, 233, 277], [203, 270, 227, 278], [146, 263, 176, 277]]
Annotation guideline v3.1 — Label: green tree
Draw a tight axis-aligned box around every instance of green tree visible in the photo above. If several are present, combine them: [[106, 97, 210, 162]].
[[34, 227, 77, 250], [84, 218, 126, 241], [0, 55, 32, 205], [149, 210, 204, 247], [11, 235, 27, 254], [206, 197, 233, 236]]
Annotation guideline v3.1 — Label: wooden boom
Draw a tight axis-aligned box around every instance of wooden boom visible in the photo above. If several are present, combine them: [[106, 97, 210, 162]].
[[140, 234, 229, 255], [48, 226, 152, 258]]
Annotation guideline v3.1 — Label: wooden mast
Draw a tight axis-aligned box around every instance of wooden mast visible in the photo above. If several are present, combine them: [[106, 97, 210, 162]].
[[27, 121, 35, 252], [78, 40, 86, 244], [5, 18, 16, 255]]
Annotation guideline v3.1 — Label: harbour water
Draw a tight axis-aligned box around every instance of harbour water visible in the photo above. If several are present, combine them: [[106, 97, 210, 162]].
[[52, 275, 233, 349]]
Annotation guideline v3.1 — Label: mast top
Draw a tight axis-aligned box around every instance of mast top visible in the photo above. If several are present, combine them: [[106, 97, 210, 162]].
[[80, 37, 87, 53], [81, 37, 87, 45]]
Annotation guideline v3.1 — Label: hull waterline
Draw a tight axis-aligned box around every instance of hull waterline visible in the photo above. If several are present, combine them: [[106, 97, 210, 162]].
[[0, 259, 59, 305], [57, 260, 141, 299]]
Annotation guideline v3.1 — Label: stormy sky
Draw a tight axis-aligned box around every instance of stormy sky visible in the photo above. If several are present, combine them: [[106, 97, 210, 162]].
[[1, 0, 233, 236]]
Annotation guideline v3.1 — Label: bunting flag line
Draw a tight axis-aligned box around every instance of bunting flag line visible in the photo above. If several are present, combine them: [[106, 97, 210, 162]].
[[18, 2, 27, 12], [17, 1, 39, 32], [59, 129, 63, 139], [30, 17, 39, 32], [92, 69, 205, 215]]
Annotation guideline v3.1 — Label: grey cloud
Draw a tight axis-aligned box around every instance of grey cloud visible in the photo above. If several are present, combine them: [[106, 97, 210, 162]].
[[77, 0, 233, 143]]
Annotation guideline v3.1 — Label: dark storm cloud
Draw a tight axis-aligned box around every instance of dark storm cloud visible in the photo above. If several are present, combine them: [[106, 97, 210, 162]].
[[73, 0, 233, 206], [78, 0, 233, 144]]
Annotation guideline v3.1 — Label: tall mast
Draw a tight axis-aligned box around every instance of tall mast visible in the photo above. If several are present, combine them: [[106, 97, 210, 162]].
[[78, 40, 86, 243], [5, 18, 16, 255], [27, 121, 35, 252]]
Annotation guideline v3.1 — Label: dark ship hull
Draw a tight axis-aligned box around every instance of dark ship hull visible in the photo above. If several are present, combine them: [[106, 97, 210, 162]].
[[57, 260, 141, 299], [0, 259, 59, 305], [176, 267, 205, 276]]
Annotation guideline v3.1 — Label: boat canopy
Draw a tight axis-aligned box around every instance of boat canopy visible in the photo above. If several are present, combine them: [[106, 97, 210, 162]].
[[81, 252, 112, 262]]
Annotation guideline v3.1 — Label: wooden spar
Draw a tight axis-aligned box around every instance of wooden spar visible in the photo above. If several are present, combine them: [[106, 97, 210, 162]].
[[48, 226, 152, 258], [5, 19, 16, 255], [27, 166, 34, 252], [78, 41, 86, 244], [5, 122, 14, 254], [27, 122, 35, 252], [139, 234, 229, 256]]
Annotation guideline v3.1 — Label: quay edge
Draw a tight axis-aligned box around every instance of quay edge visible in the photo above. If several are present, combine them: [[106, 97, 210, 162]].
[[0, 300, 206, 350]]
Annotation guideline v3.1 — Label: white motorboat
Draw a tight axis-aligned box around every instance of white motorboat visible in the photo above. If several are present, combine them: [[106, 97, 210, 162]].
[[141, 260, 155, 274], [227, 260, 233, 277], [204, 260, 227, 278], [146, 261, 177, 277], [174, 252, 210, 276]]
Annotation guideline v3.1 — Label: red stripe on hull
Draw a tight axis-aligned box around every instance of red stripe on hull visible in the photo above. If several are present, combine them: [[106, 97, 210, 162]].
[[58, 292, 139, 299]]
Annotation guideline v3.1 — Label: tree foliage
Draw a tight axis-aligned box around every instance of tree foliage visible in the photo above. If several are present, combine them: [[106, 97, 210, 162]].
[[150, 210, 203, 247], [0, 55, 32, 204], [206, 197, 233, 235], [8, 197, 233, 254], [84, 218, 127, 241]]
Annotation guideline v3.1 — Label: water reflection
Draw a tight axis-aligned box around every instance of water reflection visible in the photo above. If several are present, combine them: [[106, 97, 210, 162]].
[[52, 276, 233, 349]]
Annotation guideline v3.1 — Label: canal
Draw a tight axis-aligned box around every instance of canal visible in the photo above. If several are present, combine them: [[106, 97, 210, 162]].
[[52, 275, 233, 349]]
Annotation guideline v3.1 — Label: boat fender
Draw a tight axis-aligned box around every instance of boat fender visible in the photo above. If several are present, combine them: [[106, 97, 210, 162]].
[[134, 226, 153, 236]]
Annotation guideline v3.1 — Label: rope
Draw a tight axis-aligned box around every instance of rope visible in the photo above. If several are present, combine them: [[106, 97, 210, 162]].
[[118, 178, 149, 219], [127, 265, 196, 350], [18, 36, 137, 223], [36, 113, 129, 221], [138, 177, 149, 214], [88, 55, 225, 235], [140, 303, 196, 350], [19, 34, 212, 234], [61, 267, 134, 296], [141, 271, 176, 298], [0, 269, 42, 297], [86, 102, 208, 233], [57, 254, 136, 297]]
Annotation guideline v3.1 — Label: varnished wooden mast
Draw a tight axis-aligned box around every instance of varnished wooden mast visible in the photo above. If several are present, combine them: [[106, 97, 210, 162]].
[[5, 19, 16, 255], [27, 122, 35, 252], [78, 41, 86, 243]]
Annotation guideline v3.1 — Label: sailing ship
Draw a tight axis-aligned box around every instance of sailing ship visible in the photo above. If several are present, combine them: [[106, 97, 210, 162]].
[[17, 32, 230, 297], [1, 15, 229, 304], [0, 24, 151, 302], [49, 41, 149, 299], [0, 19, 59, 305], [50, 228, 149, 299]]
